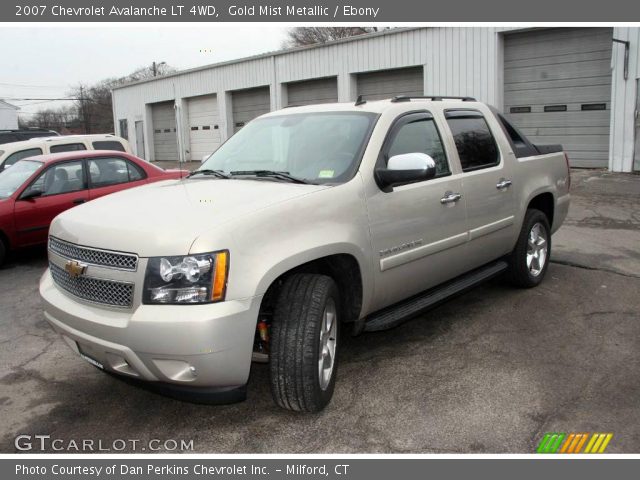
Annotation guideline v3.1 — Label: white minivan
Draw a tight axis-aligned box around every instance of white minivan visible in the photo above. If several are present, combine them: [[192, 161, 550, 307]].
[[0, 134, 132, 171]]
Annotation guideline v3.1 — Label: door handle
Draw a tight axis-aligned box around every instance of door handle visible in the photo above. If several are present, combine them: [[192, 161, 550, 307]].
[[72, 198, 86, 205], [496, 179, 513, 190], [440, 191, 462, 204]]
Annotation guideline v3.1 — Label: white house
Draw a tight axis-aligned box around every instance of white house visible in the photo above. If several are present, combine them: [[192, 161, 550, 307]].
[[0, 100, 19, 130]]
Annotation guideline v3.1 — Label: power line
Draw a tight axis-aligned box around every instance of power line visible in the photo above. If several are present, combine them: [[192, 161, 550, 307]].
[[0, 82, 68, 88], [3, 97, 79, 101]]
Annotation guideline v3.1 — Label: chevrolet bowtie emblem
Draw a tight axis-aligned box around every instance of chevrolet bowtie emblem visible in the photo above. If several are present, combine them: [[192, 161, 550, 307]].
[[64, 260, 87, 278]]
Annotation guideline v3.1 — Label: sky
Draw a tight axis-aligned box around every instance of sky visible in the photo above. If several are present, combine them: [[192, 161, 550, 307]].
[[0, 26, 288, 119]]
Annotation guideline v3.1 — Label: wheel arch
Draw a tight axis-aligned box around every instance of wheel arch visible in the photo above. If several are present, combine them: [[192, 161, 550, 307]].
[[526, 191, 555, 228], [257, 249, 366, 324]]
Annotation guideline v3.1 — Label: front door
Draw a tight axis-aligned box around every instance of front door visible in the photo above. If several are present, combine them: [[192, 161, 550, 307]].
[[635, 79, 640, 172], [14, 160, 89, 246], [135, 121, 146, 160], [443, 109, 516, 269], [365, 112, 469, 311]]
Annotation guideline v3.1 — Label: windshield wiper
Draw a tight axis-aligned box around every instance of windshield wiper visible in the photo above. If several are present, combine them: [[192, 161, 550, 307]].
[[186, 169, 230, 179], [229, 170, 316, 185]]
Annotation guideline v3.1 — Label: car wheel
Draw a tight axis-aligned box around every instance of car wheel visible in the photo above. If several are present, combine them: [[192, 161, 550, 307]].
[[0, 237, 6, 267], [270, 273, 340, 412], [507, 209, 551, 288]]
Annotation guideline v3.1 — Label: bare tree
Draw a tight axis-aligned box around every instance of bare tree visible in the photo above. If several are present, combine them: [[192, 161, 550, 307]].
[[283, 27, 385, 48], [24, 63, 177, 134]]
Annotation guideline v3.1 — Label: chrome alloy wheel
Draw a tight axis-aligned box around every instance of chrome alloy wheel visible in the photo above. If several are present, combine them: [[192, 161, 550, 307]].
[[527, 222, 548, 277], [318, 297, 337, 391]]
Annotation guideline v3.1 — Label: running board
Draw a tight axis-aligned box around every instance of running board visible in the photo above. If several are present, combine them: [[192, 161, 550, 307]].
[[364, 260, 508, 332]]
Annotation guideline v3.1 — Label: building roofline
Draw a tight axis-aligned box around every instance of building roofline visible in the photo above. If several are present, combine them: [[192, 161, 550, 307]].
[[111, 27, 420, 91], [0, 100, 20, 110]]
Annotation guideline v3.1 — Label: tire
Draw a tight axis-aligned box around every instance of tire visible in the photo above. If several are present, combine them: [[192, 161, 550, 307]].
[[507, 209, 551, 288], [0, 237, 6, 267], [270, 273, 340, 412]]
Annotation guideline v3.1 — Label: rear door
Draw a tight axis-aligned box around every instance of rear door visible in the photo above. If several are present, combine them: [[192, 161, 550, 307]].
[[444, 109, 516, 268], [13, 160, 89, 246], [87, 156, 147, 200], [365, 111, 468, 311]]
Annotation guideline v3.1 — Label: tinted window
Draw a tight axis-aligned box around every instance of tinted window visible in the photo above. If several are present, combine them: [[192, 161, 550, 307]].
[[92, 140, 126, 152], [446, 114, 499, 172], [50, 143, 86, 153], [3, 148, 43, 169], [387, 118, 450, 176], [127, 162, 145, 181], [27, 160, 86, 196], [89, 157, 143, 187], [0, 133, 18, 143]]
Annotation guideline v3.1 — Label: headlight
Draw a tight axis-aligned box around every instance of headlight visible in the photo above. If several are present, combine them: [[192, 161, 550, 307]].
[[143, 250, 229, 305]]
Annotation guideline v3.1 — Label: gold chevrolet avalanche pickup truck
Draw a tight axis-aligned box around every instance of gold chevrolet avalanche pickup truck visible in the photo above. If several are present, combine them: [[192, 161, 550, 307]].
[[40, 96, 570, 412]]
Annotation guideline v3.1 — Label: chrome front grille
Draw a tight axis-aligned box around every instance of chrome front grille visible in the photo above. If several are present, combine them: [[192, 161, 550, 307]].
[[50, 262, 134, 308], [49, 236, 138, 271]]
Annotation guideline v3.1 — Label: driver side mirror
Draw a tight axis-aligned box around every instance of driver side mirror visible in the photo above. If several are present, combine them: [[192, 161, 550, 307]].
[[375, 152, 437, 189], [20, 189, 44, 201]]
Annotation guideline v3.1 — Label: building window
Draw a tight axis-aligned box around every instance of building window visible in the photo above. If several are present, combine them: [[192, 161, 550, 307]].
[[544, 105, 567, 112], [581, 103, 606, 111], [118, 119, 128, 140], [510, 106, 531, 114]]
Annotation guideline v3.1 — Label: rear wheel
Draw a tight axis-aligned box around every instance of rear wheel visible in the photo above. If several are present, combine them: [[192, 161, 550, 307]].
[[507, 209, 551, 288], [0, 237, 6, 267], [270, 274, 340, 412]]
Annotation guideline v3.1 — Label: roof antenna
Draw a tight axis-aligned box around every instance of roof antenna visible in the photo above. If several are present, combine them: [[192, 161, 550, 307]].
[[354, 95, 366, 106]]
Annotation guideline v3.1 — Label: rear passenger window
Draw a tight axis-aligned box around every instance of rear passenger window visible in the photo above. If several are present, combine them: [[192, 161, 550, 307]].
[[387, 117, 450, 176], [88, 157, 145, 187], [92, 140, 126, 152], [445, 111, 499, 172], [50, 143, 86, 153]]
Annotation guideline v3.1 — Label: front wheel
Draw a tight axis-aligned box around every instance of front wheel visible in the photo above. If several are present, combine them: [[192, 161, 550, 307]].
[[506, 209, 551, 288], [270, 274, 340, 412]]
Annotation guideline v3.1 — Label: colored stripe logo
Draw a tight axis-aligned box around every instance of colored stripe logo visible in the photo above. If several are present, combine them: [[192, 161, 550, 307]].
[[536, 433, 613, 453]]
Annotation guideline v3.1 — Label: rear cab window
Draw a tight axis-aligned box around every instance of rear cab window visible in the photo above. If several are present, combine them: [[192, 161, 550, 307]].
[[444, 110, 500, 172]]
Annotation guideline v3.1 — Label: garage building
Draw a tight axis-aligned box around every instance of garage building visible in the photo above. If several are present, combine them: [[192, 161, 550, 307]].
[[112, 27, 640, 172]]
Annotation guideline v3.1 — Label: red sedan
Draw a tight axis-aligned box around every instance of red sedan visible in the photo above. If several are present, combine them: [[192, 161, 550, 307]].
[[0, 150, 187, 265]]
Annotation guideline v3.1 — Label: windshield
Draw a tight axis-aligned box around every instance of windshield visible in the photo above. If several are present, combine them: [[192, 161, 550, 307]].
[[0, 160, 42, 199], [200, 112, 377, 184]]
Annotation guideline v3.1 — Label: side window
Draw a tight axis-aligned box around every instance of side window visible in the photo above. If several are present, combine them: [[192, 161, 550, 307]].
[[27, 161, 86, 196], [387, 117, 450, 176], [127, 161, 145, 181], [50, 143, 87, 154], [4, 148, 43, 168], [92, 140, 126, 152], [445, 112, 500, 172], [88, 157, 137, 188]]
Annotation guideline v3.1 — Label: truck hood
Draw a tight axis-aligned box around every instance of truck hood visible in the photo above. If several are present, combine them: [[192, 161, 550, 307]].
[[50, 178, 330, 256]]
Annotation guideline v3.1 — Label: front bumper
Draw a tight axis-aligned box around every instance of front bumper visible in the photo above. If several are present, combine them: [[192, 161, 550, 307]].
[[40, 269, 262, 392]]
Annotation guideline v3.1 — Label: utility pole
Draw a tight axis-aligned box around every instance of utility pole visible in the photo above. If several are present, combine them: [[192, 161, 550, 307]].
[[79, 85, 90, 134]]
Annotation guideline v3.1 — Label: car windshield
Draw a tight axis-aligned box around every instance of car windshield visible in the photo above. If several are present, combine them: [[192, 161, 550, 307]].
[[0, 160, 42, 199], [199, 112, 377, 184]]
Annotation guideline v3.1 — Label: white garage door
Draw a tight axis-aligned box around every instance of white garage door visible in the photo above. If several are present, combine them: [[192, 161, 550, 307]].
[[187, 94, 221, 161], [356, 66, 424, 101], [287, 77, 338, 107], [504, 28, 613, 168], [151, 101, 178, 161], [232, 87, 270, 134]]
